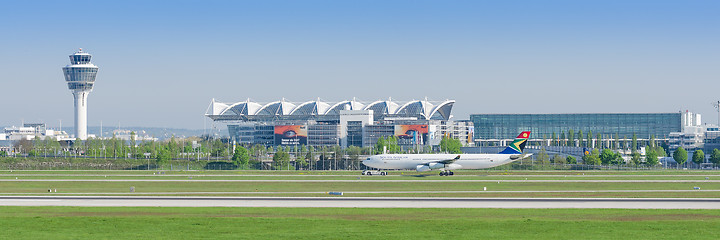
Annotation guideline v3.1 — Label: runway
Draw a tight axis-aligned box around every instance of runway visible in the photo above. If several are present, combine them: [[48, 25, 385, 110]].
[[1, 196, 719, 209], [2, 174, 719, 177], [2, 179, 720, 182]]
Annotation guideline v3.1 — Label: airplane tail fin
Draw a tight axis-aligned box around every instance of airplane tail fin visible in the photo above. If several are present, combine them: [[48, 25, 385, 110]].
[[499, 131, 531, 154]]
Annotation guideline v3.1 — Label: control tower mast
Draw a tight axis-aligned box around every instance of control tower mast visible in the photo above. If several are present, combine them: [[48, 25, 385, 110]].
[[62, 48, 98, 140]]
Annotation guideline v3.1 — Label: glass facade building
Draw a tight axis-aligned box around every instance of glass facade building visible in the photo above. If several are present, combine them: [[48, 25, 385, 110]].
[[470, 113, 682, 141]]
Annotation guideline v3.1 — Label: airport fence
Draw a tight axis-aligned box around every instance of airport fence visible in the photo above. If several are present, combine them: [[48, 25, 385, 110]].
[[0, 156, 371, 171], [0, 156, 712, 171]]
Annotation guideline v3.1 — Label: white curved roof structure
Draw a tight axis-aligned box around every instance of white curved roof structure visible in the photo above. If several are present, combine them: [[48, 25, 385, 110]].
[[220, 100, 263, 116], [290, 101, 331, 115], [206, 98, 455, 120], [256, 100, 296, 115], [429, 100, 454, 120], [325, 100, 365, 115], [396, 100, 434, 116], [364, 100, 400, 115]]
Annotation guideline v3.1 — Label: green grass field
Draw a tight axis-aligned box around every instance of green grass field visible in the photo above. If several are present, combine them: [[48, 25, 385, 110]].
[[1, 170, 720, 197], [2, 173, 720, 180], [2, 171, 719, 239], [2, 180, 719, 192], [2, 169, 720, 175], [0, 207, 718, 239]]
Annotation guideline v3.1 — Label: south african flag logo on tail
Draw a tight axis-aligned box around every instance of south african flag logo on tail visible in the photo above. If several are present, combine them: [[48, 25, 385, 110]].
[[499, 131, 531, 154]]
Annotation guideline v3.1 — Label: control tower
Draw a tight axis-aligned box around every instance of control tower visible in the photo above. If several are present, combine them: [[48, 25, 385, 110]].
[[62, 48, 98, 140]]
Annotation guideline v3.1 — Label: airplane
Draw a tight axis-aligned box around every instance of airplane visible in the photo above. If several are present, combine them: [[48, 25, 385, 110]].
[[362, 131, 532, 176]]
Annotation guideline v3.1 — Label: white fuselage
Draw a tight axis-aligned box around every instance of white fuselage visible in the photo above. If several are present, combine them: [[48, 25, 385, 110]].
[[362, 153, 522, 171]]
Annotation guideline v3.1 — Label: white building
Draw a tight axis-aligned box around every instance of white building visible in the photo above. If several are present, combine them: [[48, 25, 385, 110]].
[[2, 123, 71, 141], [107, 129, 158, 142], [429, 120, 475, 147], [669, 111, 705, 150], [206, 98, 468, 149]]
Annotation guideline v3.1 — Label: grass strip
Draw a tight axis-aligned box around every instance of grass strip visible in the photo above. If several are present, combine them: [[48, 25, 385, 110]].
[[0, 207, 718, 239]]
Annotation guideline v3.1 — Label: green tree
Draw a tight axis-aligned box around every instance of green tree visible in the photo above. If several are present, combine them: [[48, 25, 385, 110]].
[[610, 152, 624, 166], [645, 149, 659, 166], [14, 138, 33, 154], [566, 155, 577, 164], [295, 154, 308, 170], [130, 131, 137, 152], [210, 139, 228, 157], [587, 130, 593, 148], [649, 135, 656, 148], [560, 132, 566, 147], [232, 146, 250, 168], [535, 148, 550, 165], [568, 130, 575, 147], [374, 136, 401, 154], [578, 130, 584, 147], [654, 145, 667, 157], [536, 148, 550, 165], [630, 152, 642, 166], [439, 136, 463, 154], [672, 147, 688, 168], [346, 146, 363, 170], [156, 148, 171, 167], [596, 133, 602, 149], [582, 149, 601, 165], [600, 149, 616, 165], [305, 146, 315, 170], [0, 151, 7, 157], [613, 133, 619, 150], [551, 154, 564, 165], [710, 149, 720, 166], [551, 132, 557, 146], [692, 149, 705, 165], [273, 149, 291, 170], [27, 149, 39, 157], [631, 133, 638, 152]]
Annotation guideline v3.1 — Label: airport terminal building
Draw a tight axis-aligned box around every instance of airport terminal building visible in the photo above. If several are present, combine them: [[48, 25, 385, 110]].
[[206, 98, 473, 148], [470, 112, 698, 146]]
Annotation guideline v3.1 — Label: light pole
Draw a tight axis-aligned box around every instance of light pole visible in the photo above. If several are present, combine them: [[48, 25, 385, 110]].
[[713, 101, 720, 126]]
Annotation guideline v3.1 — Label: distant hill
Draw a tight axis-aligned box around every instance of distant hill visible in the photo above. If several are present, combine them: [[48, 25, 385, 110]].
[[1, 126, 229, 140], [86, 126, 228, 140]]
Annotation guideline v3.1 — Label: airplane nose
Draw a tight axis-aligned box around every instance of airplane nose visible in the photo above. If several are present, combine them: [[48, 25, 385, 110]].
[[362, 157, 376, 167]]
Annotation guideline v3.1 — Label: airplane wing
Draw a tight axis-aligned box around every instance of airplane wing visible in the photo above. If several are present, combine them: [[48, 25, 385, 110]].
[[424, 155, 460, 165]]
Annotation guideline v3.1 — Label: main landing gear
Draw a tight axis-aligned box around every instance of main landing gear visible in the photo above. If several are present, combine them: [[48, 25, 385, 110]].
[[439, 170, 454, 176]]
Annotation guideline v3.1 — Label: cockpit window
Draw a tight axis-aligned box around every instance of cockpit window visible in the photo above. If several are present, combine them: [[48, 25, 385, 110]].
[[366, 158, 371, 161]]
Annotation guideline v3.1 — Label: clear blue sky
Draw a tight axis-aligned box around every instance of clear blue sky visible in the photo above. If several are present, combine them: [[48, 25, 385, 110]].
[[1, 0, 719, 129]]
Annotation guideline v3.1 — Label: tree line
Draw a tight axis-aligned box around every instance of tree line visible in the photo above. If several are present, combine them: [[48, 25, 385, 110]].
[[533, 139, 720, 167], [1, 134, 466, 170], [540, 130, 668, 151]]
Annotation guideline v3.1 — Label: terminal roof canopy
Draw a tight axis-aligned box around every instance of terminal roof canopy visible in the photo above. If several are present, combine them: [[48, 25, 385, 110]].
[[207, 98, 455, 121]]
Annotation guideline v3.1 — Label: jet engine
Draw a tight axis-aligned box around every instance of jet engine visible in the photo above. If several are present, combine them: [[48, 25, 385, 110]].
[[416, 165, 431, 172]]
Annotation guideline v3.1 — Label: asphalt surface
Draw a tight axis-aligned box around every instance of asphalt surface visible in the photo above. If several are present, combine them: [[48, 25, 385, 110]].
[[1, 179, 719, 182], [2, 174, 720, 177], [1, 189, 719, 195], [2, 196, 719, 209]]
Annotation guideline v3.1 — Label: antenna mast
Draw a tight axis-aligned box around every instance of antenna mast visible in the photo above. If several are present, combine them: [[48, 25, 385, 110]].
[[713, 101, 720, 126]]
